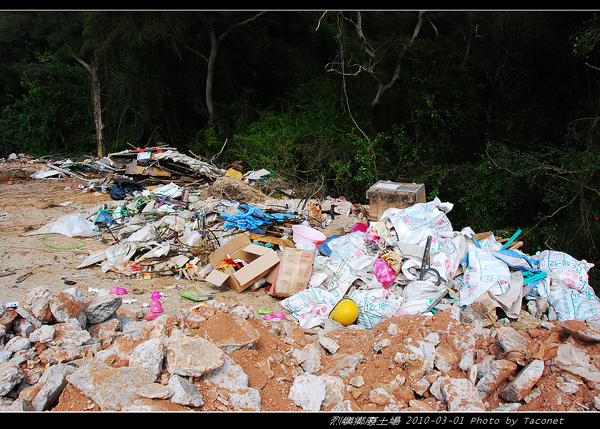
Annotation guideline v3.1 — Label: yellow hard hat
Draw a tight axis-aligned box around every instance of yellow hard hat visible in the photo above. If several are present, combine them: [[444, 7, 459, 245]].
[[329, 298, 358, 326]]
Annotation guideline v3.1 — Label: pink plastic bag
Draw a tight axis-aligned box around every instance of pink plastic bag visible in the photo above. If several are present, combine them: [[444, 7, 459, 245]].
[[351, 222, 369, 233], [373, 258, 396, 286]]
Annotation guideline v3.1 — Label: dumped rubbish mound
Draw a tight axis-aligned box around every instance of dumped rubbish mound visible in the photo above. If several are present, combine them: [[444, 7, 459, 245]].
[[202, 176, 268, 205], [2, 150, 600, 413], [1, 285, 600, 412]]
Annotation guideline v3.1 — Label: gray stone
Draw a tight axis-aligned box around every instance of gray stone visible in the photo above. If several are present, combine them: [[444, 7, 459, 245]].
[[458, 348, 475, 372], [12, 318, 36, 337], [500, 359, 545, 403], [87, 318, 121, 346], [553, 343, 600, 384], [135, 383, 174, 400], [166, 329, 225, 377], [4, 336, 31, 353], [39, 343, 100, 366], [288, 373, 327, 411], [46, 319, 92, 348], [32, 363, 77, 411], [395, 344, 430, 383], [373, 338, 391, 353], [0, 350, 12, 363], [476, 359, 518, 399], [203, 354, 250, 390], [0, 361, 24, 396], [561, 320, 600, 342], [318, 336, 340, 354], [29, 325, 56, 344], [167, 374, 204, 408], [228, 388, 261, 411], [495, 326, 531, 356], [85, 294, 122, 324], [349, 375, 365, 387], [292, 341, 322, 374], [202, 355, 261, 411], [441, 378, 486, 411], [49, 291, 87, 327], [326, 352, 363, 377], [67, 359, 156, 410], [16, 286, 52, 327], [321, 374, 345, 410], [6, 398, 34, 411], [129, 337, 165, 380], [331, 400, 356, 411]]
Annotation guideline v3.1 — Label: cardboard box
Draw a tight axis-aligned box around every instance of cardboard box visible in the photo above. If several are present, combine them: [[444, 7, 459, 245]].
[[205, 234, 280, 292], [366, 181, 426, 220], [267, 247, 315, 298]]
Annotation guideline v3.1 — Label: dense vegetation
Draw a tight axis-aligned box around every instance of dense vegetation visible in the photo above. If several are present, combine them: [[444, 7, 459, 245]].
[[0, 11, 599, 285]]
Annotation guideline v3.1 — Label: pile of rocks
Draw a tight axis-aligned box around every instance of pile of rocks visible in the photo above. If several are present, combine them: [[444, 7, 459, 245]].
[[1, 285, 600, 412]]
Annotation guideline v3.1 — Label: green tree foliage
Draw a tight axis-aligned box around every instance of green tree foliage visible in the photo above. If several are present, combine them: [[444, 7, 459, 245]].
[[0, 53, 92, 156]]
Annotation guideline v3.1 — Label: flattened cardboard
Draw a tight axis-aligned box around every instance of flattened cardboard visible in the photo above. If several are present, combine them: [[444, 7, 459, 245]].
[[267, 247, 315, 298], [205, 234, 280, 292]]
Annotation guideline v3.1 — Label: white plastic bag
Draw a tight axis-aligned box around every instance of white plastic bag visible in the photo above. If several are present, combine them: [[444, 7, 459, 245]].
[[28, 213, 99, 238], [536, 250, 594, 296], [350, 288, 403, 329], [399, 280, 448, 314], [458, 250, 511, 306], [100, 243, 137, 273], [534, 250, 599, 321], [151, 182, 183, 199], [280, 287, 337, 329], [327, 232, 375, 272], [380, 197, 454, 245]]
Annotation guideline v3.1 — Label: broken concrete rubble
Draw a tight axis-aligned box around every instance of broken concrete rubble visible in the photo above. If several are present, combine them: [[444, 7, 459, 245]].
[[1, 284, 600, 412]]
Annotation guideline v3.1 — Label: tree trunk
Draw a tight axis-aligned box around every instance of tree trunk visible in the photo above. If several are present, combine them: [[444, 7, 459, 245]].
[[57, 16, 107, 158], [203, 18, 218, 127], [89, 59, 106, 158], [199, 12, 266, 127], [353, 11, 426, 108]]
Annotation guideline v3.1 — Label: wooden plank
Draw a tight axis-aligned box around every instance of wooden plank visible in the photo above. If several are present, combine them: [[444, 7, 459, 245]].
[[248, 233, 295, 248]]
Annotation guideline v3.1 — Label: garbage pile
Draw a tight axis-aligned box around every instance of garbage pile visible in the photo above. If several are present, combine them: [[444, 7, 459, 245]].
[[25, 152, 600, 330], [2, 148, 600, 413]]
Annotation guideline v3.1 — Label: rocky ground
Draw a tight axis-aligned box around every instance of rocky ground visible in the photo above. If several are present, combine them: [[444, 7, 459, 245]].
[[1, 157, 600, 415]]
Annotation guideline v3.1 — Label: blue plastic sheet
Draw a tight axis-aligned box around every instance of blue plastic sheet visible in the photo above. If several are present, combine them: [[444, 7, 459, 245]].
[[220, 204, 296, 233]]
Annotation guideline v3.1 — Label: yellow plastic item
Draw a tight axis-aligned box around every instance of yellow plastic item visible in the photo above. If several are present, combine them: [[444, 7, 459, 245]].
[[329, 298, 358, 326]]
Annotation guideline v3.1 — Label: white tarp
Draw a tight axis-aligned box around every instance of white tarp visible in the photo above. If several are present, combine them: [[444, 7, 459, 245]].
[[27, 213, 99, 238]]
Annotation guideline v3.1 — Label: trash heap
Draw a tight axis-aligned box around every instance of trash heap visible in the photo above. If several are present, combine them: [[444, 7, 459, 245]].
[[2, 150, 600, 413], [25, 163, 600, 331]]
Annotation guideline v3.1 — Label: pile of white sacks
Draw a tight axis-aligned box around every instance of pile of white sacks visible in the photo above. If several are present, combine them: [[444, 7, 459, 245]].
[[281, 198, 599, 330]]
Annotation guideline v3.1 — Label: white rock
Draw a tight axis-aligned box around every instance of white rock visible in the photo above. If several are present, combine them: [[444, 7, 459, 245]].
[[129, 337, 165, 380], [288, 373, 327, 411], [0, 361, 24, 396]]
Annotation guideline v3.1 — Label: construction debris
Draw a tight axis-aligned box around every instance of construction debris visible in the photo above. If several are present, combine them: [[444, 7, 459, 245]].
[[1, 284, 600, 413], [2, 149, 600, 413], [23, 148, 600, 329]]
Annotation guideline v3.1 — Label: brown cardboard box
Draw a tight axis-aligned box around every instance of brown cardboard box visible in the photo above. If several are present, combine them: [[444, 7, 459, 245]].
[[267, 247, 315, 298], [366, 181, 426, 220], [205, 234, 280, 292]]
